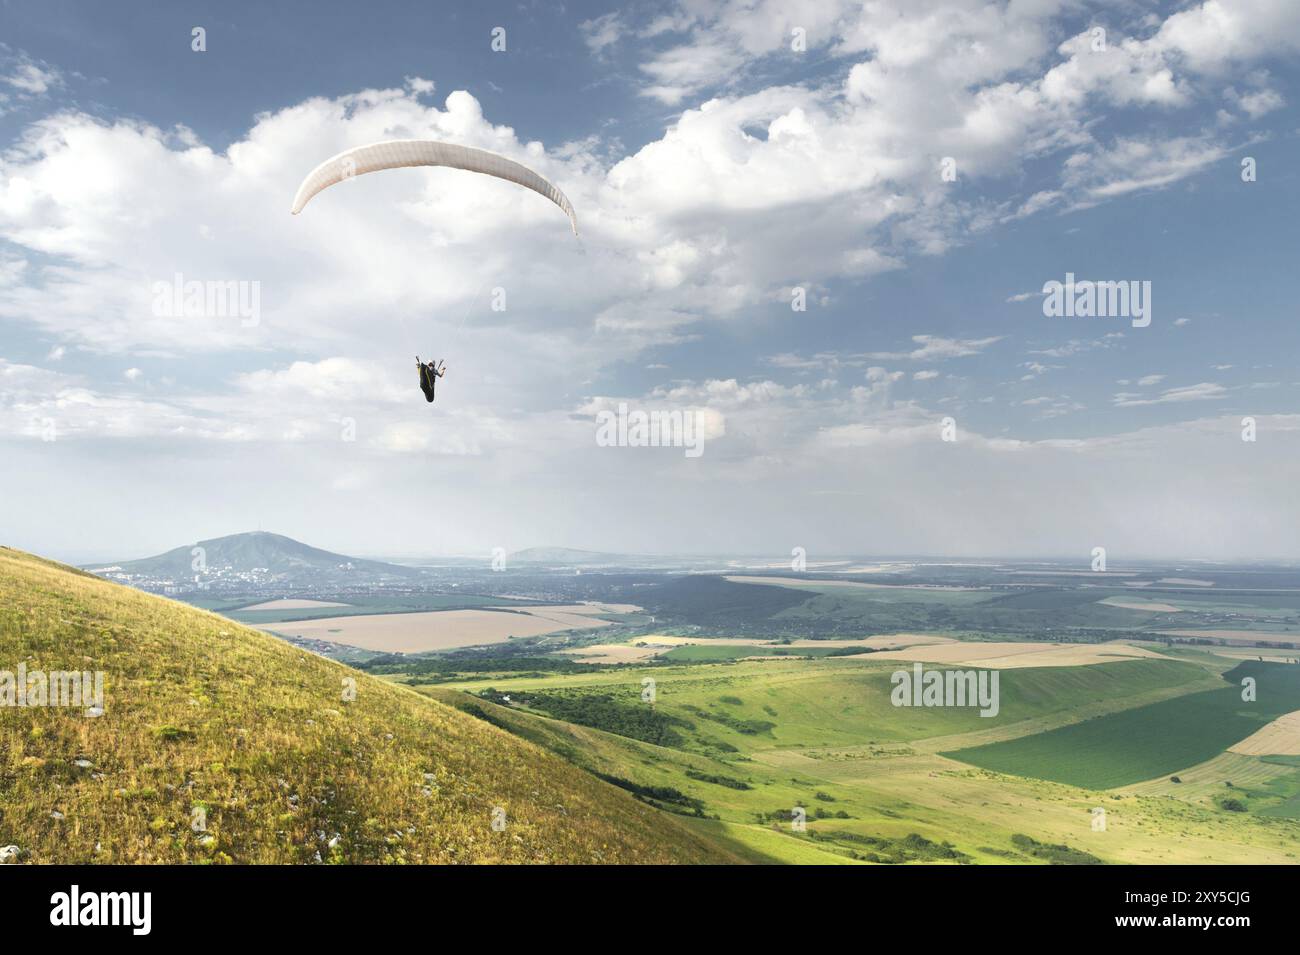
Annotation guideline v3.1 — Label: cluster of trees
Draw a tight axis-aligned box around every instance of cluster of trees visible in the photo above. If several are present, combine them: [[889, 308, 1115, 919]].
[[684, 769, 751, 790], [479, 689, 694, 747], [591, 772, 709, 817], [356, 652, 597, 678], [1010, 833, 1103, 865], [681, 704, 775, 736]]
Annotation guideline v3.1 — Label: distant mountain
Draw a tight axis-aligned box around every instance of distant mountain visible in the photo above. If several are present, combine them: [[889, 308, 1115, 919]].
[[88, 531, 422, 584]]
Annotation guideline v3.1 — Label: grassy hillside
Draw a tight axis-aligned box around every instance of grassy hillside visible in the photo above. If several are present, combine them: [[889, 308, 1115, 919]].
[[436, 656, 1220, 756], [0, 547, 742, 864]]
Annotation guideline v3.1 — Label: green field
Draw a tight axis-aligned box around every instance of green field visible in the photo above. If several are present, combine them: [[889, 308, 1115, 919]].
[[439, 656, 1219, 756], [943, 661, 1300, 788]]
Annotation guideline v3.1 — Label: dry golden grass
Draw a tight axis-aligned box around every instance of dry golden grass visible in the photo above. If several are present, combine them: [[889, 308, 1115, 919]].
[[1100, 599, 1183, 613], [238, 599, 352, 611], [1230, 710, 1300, 755], [855, 641, 1162, 669], [0, 547, 742, 864], [556, 644, 667, 664]]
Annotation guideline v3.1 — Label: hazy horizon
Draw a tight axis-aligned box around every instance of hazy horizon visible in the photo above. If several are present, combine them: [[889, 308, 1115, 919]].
[[36, 526, 1300, 570]]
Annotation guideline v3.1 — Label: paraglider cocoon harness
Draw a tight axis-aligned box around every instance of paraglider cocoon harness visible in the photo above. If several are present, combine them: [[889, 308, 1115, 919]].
[[418, 358, 444, 402]]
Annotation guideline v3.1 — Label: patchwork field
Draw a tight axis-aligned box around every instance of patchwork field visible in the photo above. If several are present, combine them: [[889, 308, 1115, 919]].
[[298, 571, 1300, 862], [140, 566, 1300, 863], [260, 605, 622, 653]]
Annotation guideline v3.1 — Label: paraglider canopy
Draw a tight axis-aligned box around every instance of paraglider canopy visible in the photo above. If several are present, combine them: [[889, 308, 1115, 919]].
[[290, 139, 578, 235]]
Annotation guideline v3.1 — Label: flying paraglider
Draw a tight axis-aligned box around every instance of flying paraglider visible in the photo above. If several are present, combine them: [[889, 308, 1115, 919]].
[[416, 357, 445, 402], [290, 139, 579, 405]]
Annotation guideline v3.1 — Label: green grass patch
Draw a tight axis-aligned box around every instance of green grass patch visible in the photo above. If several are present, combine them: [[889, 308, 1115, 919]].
[[943, 661, 1300, 789]]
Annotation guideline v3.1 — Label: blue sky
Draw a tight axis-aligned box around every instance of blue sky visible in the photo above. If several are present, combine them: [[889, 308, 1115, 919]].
[[2, 0, 1299, 562]]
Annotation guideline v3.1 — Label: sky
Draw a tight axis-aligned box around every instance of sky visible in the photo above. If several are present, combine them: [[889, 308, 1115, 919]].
[[1, 0, 1298, 564]]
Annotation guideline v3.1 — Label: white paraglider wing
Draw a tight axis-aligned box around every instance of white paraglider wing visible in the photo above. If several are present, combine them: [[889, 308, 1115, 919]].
[[290, 139, 578, 235]]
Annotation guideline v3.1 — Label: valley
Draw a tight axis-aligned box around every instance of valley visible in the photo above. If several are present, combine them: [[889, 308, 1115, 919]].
[[9, 532, 1300, 865]]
